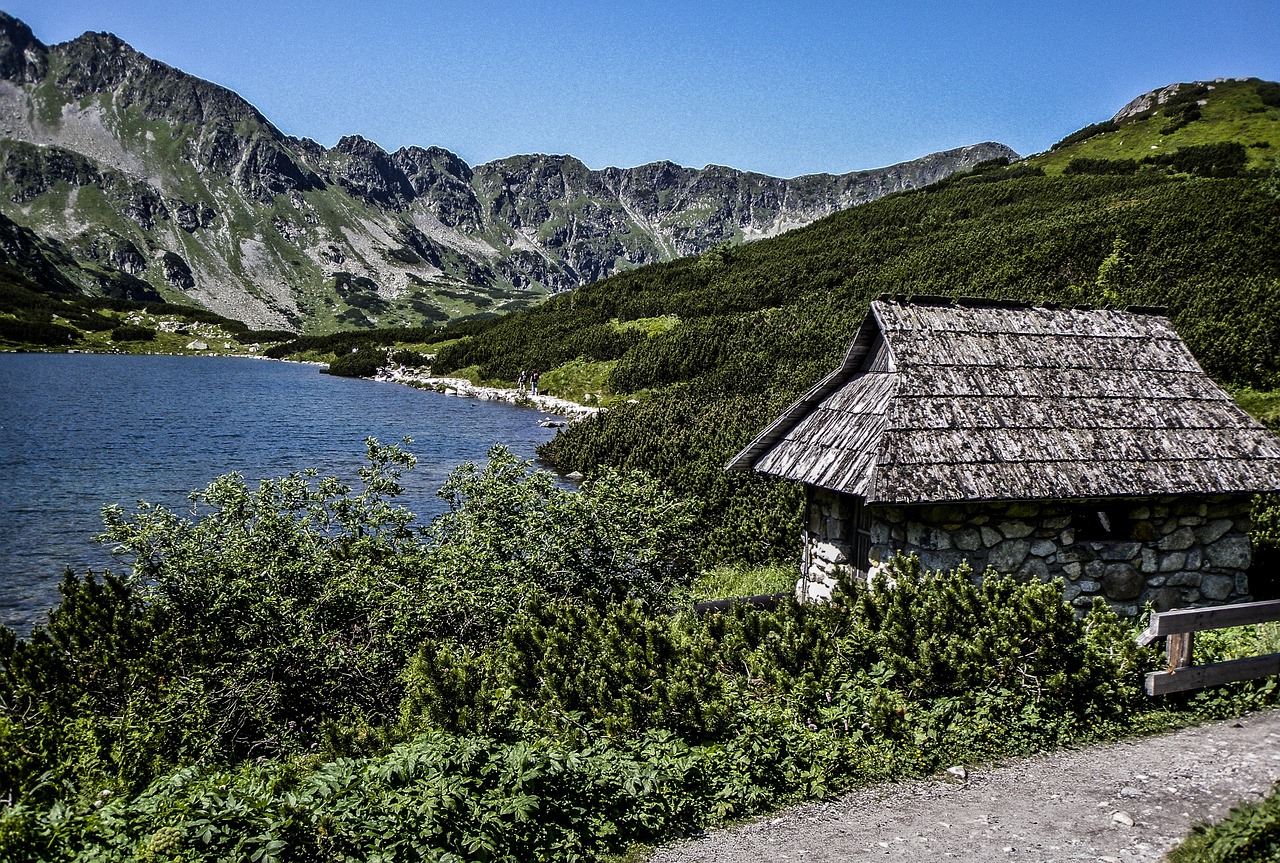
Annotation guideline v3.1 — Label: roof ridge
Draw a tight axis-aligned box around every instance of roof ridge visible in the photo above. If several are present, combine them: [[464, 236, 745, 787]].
[[874, 293, 1169, 316]]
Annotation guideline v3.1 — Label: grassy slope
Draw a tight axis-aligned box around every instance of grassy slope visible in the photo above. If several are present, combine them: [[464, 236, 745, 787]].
[[1032, 78, 1280, 173]]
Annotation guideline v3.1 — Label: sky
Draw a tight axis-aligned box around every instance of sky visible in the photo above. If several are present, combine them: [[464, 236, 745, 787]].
[[6, 1, 1279, 178]]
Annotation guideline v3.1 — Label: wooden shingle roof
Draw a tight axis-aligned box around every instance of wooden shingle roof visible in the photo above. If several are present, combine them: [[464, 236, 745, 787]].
[[728, 298, 1280, 504]]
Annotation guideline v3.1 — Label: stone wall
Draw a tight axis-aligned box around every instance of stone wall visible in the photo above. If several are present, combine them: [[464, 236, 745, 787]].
[[799, 488, 1254, 616]]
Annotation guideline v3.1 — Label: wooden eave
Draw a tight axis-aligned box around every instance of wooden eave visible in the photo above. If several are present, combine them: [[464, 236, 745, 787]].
[[728, 298, 1280, 504]]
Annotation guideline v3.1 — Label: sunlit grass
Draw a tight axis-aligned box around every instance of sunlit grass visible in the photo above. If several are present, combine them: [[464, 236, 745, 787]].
[[540, 357, 616, 404], [681, 563, 798, 603], [1230, 387, 1280, 431]]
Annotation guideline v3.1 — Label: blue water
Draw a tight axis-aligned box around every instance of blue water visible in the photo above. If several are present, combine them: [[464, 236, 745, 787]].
[[0, 353, 563, 634]]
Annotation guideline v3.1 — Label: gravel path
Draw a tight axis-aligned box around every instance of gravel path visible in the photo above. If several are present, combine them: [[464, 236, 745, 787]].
[[650, 709, 1280, 862]]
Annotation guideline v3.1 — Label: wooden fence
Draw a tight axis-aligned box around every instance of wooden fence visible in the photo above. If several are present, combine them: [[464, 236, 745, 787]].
[[1136, 598, 1280, 696]]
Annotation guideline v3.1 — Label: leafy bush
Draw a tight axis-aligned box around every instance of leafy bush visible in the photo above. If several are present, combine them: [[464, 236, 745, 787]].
[[13, 554, 1278, 862], [402, 558, 1147, 749], [324, 346, 383, 377], [0, 444, 699, 801], [1064, 157, 1139, 175], [389, 348, 428, 367], [263, 326, 441, 360], [1144, 142, 1248, 177], [0, 316, 80, 345], [423, 446, 697, 638], [1051, 120, 1118, 151], [1260, 81, 1280, 109], [1167, 783, 1280, 863], [0, 725, 919, 863], [109, 324, 156, 342]]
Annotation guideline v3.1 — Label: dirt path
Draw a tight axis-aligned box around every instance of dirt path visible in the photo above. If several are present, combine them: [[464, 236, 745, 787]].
[[650, 709, 1280, 862]]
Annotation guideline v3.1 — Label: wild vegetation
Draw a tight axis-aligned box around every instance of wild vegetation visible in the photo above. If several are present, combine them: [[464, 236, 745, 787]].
[[3, 444, 1277, 861], [4, 79, 1280, 858]]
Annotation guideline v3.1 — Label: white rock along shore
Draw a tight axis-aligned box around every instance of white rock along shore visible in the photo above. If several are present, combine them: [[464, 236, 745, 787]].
[[373, 366, 601, 420]]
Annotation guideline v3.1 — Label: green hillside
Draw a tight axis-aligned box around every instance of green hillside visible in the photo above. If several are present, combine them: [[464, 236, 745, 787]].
[[347, 78, 1280, 564], [1032, 78, 1280, 174]]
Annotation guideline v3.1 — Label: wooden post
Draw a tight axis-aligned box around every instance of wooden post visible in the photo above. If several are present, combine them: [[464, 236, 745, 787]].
[[1167, 632, 1194, 671], [1138, 599, 1280, 696]]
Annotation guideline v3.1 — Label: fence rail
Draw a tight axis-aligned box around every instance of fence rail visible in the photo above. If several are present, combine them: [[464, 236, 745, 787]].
[[1136, 598, 1280, 696]]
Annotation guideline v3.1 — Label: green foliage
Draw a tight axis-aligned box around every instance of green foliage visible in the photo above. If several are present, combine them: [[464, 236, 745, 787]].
[[0, 315, 81, 345], [0, 444, 701, 805], [109, 324, 156, 342], [5, 532, 1278, 860], [87, 441, 430, 772], [434, 319, 643, 381], [425, 447, 698, 634], [1063, 157, 1139, 175], [0, 568, 165, 799], [1095, 237, 1134, 305], [389, 348, 429, 367], [684, 562, 797, 602], [1143, 142, 1248, 177], [1260, 82, 1280, 109], [0, 271, 271, 349], [1051, 120, 1119, 151], [0, 726, 908, 863], [1158, 88, 1208, 135], [402, 558, 1148, 748], [1168, 783, 1280, 863], [324, 346, 384, 377], [263, 325, 441, 360], [540, 391, 808, 565], [537, 357, 615, 403]]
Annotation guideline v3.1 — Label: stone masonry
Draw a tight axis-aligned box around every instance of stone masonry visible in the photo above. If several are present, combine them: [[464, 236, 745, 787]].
[[800, 487, 1254, 616]]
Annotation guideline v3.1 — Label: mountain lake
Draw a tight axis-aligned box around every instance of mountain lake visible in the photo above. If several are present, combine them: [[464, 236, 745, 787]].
[[0, 352, 565, 634]]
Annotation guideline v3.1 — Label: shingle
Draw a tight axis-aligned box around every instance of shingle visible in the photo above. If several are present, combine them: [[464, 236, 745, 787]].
[[729, 299, 1280, 502]]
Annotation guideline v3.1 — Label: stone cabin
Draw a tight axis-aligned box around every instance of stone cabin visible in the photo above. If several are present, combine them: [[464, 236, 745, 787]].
[[728, 297, 1280, 616]]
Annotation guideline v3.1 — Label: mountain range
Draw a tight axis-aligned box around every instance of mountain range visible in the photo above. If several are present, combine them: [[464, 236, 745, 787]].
[[0, 12, 1015, 333]]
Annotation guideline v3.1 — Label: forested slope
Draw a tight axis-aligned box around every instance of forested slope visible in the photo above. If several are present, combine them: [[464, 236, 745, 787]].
[[415, 147, 1280, 561]]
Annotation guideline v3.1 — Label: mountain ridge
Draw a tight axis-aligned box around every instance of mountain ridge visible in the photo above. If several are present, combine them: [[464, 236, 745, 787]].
[[0, 11, 1015, 332]]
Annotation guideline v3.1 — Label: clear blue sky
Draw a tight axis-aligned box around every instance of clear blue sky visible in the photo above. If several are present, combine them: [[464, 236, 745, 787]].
[[7, 1, 1279, 177]]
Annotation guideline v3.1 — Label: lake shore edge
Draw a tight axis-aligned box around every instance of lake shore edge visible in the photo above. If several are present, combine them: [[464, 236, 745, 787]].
[[372, 366, 601, 421]]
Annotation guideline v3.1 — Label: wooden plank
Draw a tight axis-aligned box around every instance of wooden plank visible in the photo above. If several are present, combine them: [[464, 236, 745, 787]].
[[1167, 632, 1194, 671], [1136, 599, 1280, 645], [1145, 653, 1280, 696]]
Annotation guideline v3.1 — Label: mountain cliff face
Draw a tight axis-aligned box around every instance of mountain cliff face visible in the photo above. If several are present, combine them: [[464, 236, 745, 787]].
[[0, 13, 1017, 332]]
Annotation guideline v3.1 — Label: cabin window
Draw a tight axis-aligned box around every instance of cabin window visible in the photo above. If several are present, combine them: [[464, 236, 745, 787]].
[[1072, 507, 1134, 541]]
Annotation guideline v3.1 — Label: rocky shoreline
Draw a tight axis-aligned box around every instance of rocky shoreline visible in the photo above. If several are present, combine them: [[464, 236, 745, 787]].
[[372, 366, 601, 421]]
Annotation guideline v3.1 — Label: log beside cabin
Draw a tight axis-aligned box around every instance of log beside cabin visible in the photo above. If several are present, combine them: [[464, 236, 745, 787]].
[[728, 297, 1280, 615]]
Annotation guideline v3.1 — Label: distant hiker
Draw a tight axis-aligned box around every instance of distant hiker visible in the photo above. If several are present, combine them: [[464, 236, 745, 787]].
[[531, 370, 540, 396], [517, 370, 526, 392]]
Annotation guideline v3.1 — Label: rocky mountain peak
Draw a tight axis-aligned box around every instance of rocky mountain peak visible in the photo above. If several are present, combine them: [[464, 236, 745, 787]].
[[334, 134, 387, 158], [328, 134, 415, 207], [0, 11, 1023, 330], [0, 11, 47, 84], [1110, 79, 1250, 123], [392, 145, 474, 182]]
